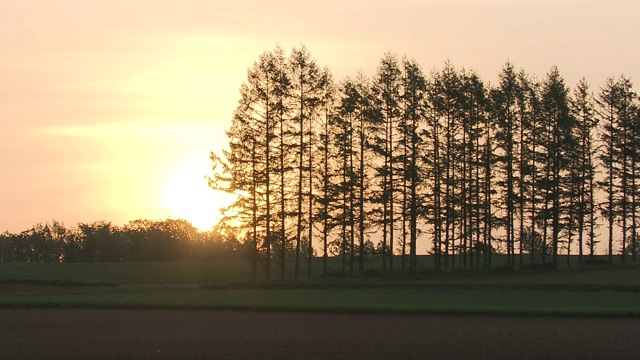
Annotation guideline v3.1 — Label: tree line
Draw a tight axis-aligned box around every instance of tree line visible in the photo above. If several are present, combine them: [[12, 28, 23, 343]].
[[0, 219, 242, 262], [210, 45, 640, 280]]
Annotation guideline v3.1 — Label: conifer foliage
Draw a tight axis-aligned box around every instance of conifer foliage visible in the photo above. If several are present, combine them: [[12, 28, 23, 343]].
[[210, 46, 640, 279]]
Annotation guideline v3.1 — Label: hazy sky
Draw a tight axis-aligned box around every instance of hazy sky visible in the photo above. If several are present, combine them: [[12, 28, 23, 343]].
[[1, 0, 639, 232]]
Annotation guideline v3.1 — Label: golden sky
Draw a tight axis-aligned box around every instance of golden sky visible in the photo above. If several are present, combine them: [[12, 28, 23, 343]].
[[1, 0, 639, 232]]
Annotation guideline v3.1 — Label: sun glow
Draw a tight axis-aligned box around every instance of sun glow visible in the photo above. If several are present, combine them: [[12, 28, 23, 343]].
[[163, 156, 230, 231]]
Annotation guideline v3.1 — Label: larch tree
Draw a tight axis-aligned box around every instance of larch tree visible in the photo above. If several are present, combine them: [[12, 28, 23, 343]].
[[309, 67, 336, 279], [371, 53, 402, 272], [428, 62, 463, 271], [631, 103, 640, 262], [400, 58, 428, 273], [539, 66, 575, 268], [423, 67, 444, 271], [525, 79, 544, 265], [459, 69, 488, 270], [597, 77, 623, 264], [315, 79, 336, 276], [209, 48, 289, 280], [211, 45, 640, 280], [333, 81, 357, 274], [515, 70, 535, 268], [570, 78, 599, 263], [288, 46, 324, 279], [269, 48, 292, 279], [490, 62, 520, 269], [613, 77, 637, 263], [339, 73, 376, 274]]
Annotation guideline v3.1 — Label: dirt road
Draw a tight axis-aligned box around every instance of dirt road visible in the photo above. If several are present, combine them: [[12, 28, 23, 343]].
[[1, 309, 639, 359]]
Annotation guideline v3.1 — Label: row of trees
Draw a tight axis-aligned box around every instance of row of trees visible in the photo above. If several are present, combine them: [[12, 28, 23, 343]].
[[0, 219, 242, 262], [210, 46, 640, 280]]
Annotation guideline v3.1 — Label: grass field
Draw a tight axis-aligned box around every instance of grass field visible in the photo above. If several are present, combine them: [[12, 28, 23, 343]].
[[0, 254, 630, 285], [0, 258, 252, 285], [2, 287, 640, 317], [1, 256, 640, 317]]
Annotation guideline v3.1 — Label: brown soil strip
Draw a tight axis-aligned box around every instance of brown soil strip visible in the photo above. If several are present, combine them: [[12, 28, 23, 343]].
[[1, 309, 639, 359]]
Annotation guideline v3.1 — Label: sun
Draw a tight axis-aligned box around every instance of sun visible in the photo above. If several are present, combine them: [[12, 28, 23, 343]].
[[162, 156, 230, 231]]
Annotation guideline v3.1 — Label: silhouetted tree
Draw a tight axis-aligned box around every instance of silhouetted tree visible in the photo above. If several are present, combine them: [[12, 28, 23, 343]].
[[371, 53, 402, 272], [539, 67, 575, 268], [570, 79, 599, 263], [289, 46, 325, 279], [400, 58, 428, 272], [491, 62, 520, 269]]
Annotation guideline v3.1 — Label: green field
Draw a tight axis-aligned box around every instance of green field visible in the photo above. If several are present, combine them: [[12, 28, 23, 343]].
[[1, 257, 640, 317], [0, 259, 252, 285], [0, 254, 629, 285], [3, 287, 640, 317]]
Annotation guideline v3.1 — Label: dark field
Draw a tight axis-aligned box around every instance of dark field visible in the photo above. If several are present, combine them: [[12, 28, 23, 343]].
[[3, 261, 640, 317], [2, 260, 640, 358], [0, 255, 633, 285], [2, 309, 640, 359]]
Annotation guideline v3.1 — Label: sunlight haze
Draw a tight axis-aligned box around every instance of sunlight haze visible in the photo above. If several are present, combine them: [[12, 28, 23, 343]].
[[1, 0, 639, 232]]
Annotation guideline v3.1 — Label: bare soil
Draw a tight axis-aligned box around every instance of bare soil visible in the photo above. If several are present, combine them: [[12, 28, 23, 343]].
[[1, 309, 639, 359]]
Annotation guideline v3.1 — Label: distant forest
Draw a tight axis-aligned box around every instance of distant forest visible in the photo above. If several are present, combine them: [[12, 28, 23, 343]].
[[210, 45, 640, 280], [0, 219, 242, 262]]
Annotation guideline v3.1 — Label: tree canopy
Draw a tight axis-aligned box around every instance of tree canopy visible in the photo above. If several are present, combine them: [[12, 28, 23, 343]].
[[211, 46, 640, 279]]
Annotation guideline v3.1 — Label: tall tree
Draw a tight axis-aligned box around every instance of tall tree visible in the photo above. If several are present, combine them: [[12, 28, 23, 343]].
[[524, 79, 544, 266], [339, 73, 375, 274], [400, 58, 428, 272], [210, 45, 640, 279], [613, 77, 638, 262], [459, 69, 488, 270], [539, 66, 575, 268], [570, 78, 598, 263], [270, 49, 292, 279], [428, 62, 463, 271], [371, 53, 402, 272], [423, 74, 443, 271], [210, 48, 289, 280], [316, 80, 335, 276], [515, 70, 535, 268], [334, 85, 356, 274], [309, 67, 335, 278], [289, 46, 324, 279], [491, 62, 520, 269], [597, 77, 623, 264], [631, 104, 640, 262]]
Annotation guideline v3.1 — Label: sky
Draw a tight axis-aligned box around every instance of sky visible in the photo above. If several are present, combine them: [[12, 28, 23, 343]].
[[1, 0, 639, 233]]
